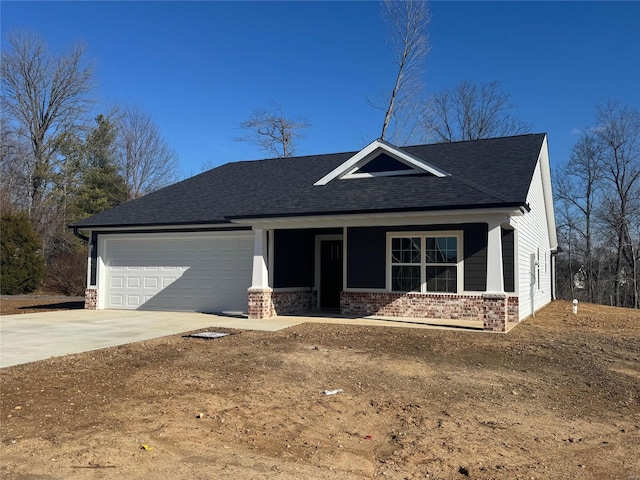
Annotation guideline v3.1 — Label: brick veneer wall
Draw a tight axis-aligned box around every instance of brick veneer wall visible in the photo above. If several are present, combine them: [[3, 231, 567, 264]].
[[272, 290, 313, 316], [248, 289, 314, 319], [340, 291, 486, 320], [482, 294, 507, 332], [340, 291, 516, 332], [507, 296, 519, 323], [85, 288, 98, 310], [248, 288, 275, 319]]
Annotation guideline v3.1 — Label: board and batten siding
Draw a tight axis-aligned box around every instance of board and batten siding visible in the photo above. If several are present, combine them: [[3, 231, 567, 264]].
[[512, 159, 553, 320]]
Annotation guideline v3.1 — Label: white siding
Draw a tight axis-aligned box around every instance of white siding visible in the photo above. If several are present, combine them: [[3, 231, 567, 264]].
[[512, 159, 553, 320]]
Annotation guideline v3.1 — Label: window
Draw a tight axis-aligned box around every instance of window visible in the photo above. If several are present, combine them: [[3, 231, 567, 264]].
[[389, 233, 461, 293]]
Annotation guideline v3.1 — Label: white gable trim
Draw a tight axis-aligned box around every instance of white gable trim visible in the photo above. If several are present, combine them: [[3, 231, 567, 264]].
[[313, 139, 450, 186], [538, 135, 558, 251]]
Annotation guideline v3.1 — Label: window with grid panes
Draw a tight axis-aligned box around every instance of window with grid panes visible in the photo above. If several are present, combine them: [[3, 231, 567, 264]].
[[390, 234, 460, 293]]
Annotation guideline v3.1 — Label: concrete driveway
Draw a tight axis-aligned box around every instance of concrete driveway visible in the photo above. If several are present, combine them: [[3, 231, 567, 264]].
[[0, 310, 302, 368]]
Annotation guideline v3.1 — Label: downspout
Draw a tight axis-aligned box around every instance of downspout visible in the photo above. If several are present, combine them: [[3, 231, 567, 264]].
[[550, 249, 559, 301]]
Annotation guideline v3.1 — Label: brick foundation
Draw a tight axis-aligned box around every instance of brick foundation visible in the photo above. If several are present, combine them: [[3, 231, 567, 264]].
[[85, 288, 98, 310], [248, 288, 275, 319], [507, 296, 519, 323], [482, 294, 507, 332], [248, 289, 314, 319], [340, 291, 486, 320], [340, 291, 517, 332], [272, 290, 313, 316]]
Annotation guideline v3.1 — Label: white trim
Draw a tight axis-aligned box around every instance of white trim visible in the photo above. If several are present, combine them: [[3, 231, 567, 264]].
[[386, 231, 464, 294], [342, 226, 348, 293], [86, 236, 94, 287], [538, 135, 558, 251], [232, 209, 518, 230], [485, 221, 505, 294], [313, 139, 450, 186], [314, 234, 343, 309], [342, 169, 426, 179], [251, 229, 270, 289], [267, 229, 274, 288], [342, 287, 388, 293]]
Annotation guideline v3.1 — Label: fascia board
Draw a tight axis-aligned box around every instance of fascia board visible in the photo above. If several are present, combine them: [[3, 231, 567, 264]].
[[73, 223, 250, 232], [229, 208, 521, 230], [538, 135, 558, 250]]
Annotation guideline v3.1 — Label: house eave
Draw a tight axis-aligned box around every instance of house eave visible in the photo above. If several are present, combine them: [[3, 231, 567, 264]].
[[228, 205, 526, 229], [68, 221, 250, 233]]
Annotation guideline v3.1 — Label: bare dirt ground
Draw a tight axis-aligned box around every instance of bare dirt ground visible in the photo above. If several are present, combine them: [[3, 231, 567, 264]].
[[1, 300, 638, 480], [1, 296, 84, 315]]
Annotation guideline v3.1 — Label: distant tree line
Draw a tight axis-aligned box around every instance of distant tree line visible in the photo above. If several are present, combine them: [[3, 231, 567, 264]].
[[1, 31, 180, 295], [555, 101, 640, 309]]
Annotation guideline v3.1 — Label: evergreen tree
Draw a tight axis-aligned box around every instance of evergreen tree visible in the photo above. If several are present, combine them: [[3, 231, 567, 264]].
[[66, 114, 128, 221], [0, 212, 47, 294]]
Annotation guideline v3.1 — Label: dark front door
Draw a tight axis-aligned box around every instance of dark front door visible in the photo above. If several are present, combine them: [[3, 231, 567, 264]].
[[320, 240, 343, 309]]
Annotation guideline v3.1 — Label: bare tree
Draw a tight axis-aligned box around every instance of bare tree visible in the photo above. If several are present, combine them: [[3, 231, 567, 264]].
[[237, 104, 309, 158], [554, 133, 604, 303], [379, 0, 430, 143], [593, 100, 640, 307], [0, 30, 94, 217], [115, 105, 180, 200], [424, 80, 532, 142]]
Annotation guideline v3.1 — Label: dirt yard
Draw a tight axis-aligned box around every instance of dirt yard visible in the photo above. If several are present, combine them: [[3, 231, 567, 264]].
[[0, 296, 84, 316], [1, 300, 638, 479]]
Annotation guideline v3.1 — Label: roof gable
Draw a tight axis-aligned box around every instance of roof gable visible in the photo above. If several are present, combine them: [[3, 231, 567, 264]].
[[313, 139, 450, 186]]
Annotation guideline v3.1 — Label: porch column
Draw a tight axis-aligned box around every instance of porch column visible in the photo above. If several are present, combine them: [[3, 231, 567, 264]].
[[486, 221, 504, 294], [483, 221, 507, 332], [248, 228, 274, 319], [250, 228, 269, 289]]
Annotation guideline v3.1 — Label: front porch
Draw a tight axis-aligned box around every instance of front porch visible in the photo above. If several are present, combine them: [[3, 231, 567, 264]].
[[245, 220, 519, 333]]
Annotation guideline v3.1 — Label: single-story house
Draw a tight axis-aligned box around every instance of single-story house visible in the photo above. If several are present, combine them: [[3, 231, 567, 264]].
[[71, 133, 557, 332]]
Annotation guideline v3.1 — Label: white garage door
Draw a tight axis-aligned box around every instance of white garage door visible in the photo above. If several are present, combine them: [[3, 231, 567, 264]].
[[103, 232, 253, 313]]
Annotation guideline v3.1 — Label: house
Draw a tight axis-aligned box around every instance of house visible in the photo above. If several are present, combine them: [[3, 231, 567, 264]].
[[71, 133, 557, 332]]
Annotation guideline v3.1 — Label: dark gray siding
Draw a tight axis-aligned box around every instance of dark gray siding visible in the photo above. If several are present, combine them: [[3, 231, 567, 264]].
[[272, 228, 342, 288], [346, 223, 488, 291], [501, 228, 515, 292], [463, 224, 488, 291], [347, 227, 387, 288], [273, 229, 315, 288]]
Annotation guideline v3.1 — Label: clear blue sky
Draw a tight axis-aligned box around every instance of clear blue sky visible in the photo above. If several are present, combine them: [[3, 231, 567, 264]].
[[2, 1, 639, 177]]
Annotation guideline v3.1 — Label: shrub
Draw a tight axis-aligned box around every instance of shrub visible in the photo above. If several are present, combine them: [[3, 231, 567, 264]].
[[0, 212, 47, 294], [47, 249, 88, 296]]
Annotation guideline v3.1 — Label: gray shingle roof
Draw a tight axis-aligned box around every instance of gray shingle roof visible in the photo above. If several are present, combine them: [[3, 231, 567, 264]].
[[72, 133, 546, 228]]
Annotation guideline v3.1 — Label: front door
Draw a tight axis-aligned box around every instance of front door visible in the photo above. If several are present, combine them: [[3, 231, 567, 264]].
[[320, 239, 343, 309]]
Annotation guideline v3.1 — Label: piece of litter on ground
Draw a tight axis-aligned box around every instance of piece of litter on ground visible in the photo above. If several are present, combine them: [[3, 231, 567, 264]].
[[139, 444, 153, 451], [364, 435, 373, 440], [323, 389, 343, 395], [184, 332, 230, 340]]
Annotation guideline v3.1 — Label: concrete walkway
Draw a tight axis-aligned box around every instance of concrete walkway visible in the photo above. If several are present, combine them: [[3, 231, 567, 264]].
[[0, 310, 302, 369]]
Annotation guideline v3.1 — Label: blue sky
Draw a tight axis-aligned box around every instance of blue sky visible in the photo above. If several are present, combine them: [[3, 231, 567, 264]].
[[2, 1, 639, 177]]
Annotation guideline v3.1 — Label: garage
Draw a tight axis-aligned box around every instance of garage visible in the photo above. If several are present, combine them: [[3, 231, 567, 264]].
[[100, 231, 253, 313]]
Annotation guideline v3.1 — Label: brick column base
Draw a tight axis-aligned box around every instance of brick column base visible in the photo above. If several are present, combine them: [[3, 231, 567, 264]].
[[85, 288, 98, 310], [248, 288, 275, 319], [482, 294, 508, 332]]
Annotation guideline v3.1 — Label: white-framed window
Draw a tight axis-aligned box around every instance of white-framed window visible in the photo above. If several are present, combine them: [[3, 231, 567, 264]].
[[387, 232, 463, 293]]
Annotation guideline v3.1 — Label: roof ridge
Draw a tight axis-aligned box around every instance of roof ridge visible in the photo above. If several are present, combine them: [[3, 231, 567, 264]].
[[401, 132, 547, 149]]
